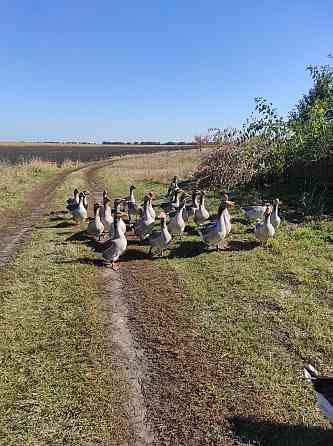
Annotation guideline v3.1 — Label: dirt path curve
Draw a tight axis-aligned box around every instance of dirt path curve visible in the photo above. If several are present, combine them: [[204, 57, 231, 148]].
[[0, 160, 112, 269], [85, 164, 156, 446], [0, 172, 71, 268]]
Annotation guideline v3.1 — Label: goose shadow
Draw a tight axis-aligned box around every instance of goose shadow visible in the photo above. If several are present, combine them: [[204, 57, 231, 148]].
[[65, 231, 90, 242], [120, 248, 150, 262], [52, 221, 77, 228], [232, 217, 250, 225], [168, 240, 206, 258], [49, 215, 67, 222], [229, 416, 332, 446], [226, 240, 259, 251], [61, 257, 106, 267]]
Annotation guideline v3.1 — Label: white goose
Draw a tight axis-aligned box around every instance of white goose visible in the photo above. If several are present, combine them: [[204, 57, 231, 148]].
[[134, 195, 155, 241], [254, 206, 275, 244], [197, 199, 234, 250], [147, 192, 156, 220], [110, 199, 126, 238], [147, 212, 172, 256], [97, 208, 127, 271], [70, 192, 88, 224], [194, 191, 210, 226], [221, 193, 233, 236], [168, 199, 186, 239], [87, 203, 104, 240], [305, 364, 333, 423], [125, 185, 138, 222], [100, 197, 113, 233], [271, 198, 281, 229]]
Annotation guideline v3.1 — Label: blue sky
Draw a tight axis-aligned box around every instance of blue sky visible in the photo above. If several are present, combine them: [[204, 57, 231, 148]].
[[1, 0, 332, 142]]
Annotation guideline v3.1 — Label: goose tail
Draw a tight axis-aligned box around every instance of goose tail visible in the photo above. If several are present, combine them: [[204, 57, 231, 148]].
[[304, 364, 319, 382]]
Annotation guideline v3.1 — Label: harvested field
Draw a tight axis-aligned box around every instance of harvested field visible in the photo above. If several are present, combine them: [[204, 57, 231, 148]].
[[0, 143, 194, 164]]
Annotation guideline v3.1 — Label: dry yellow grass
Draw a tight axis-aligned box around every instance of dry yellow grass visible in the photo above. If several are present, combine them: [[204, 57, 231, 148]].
[[0, 158, 80, 214], [108, 149, 206, 185]]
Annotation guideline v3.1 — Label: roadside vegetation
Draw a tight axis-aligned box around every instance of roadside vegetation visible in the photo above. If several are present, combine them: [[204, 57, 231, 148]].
[[0, 158, 79, 215], [196, 61, 333, 216]]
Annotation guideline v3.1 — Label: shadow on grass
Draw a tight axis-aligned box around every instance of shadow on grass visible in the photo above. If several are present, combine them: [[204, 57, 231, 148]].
[[65, 231, 90, 242], [232, 217, 250, 225], [229, 416, 332, 446], [168, 240, 205, 258], [226, 240, 259, 251], [121, 248, 150, 262], [58, 257, 106, 267], [52, 221, 77, 228]]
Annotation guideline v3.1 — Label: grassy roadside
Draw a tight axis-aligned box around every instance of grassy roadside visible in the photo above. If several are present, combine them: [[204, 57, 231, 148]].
[[95, 151, 333, 445], [0, 159, 79, 215], [0, 167, 114, 445]]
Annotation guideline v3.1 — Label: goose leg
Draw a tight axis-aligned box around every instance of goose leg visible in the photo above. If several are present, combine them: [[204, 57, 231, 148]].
[[111, 261, 119, 271]]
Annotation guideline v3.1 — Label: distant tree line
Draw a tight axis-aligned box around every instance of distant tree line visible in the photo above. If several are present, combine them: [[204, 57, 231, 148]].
[[102, 141, 192, 145]]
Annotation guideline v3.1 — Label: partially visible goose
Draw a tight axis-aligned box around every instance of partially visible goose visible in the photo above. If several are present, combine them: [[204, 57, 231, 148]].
[[110, 199, 126, 238], [221, 193, 234, 236], [182, 191, 198, 222], [168, 199, 186, 239], [240, 205, 266, 221], [125, 185, 138, 222], [254, 205, 275, 244], [100, 197, 113, 233], [198, 199, 234, 250], [194, 191, 210, 226], [147, 192, 156, 220], [134, 195, 155, 241], [166, 175, 179, 198], [87, 203, 104, 240], [161, 189, 181, 214], [82, 191, 89, 211], [66, 188, 79, 211], [96, 206, 127, 271], [99, 190, 108, 219], [70, 192, 88, 224], [304, 364, 333, 423], [147, 212, 172, 257], [271, 198, 281, 229]]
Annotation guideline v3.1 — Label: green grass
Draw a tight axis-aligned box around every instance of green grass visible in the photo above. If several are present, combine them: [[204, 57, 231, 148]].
[[95, 153, 333, 444], [0, 168, 114, 445]]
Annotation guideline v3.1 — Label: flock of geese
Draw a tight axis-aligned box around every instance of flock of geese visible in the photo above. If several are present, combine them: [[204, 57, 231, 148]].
[[65, 176, 281, 270], [65, 176, 333, 423]]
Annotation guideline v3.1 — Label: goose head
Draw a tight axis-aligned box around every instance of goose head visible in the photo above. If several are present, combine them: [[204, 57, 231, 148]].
[[130, 185, 136, 191], [264, 205, 272, 220], [159, 212, 167, 226], [73, 188, 79, 196]]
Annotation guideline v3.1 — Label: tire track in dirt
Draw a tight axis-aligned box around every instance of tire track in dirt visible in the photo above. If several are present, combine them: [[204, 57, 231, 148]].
[[0, 173, 70, 268], [86, 164, 156, 446], [0, 160, 113, 269]]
